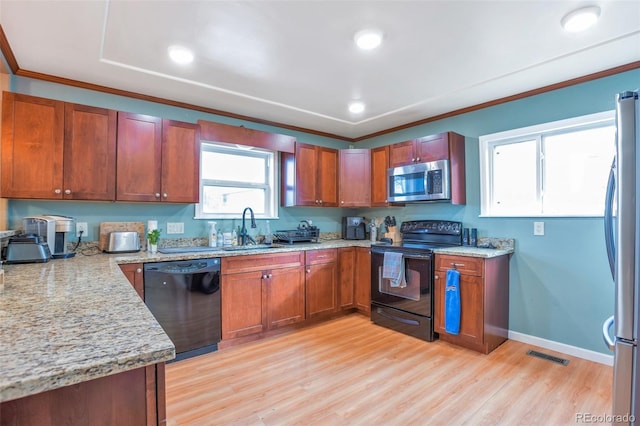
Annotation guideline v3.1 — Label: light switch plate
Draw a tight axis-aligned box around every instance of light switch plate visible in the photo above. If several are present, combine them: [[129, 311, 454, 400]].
[[166, 222, 184, 234], [533, 221, 545, 236]]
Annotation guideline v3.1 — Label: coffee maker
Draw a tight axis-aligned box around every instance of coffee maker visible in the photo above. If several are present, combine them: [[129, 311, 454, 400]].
[[23, 215, 76, 259], [342, 216, 367, 240]]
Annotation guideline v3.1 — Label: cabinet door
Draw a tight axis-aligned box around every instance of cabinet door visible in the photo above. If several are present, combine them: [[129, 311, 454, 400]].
[[306, 261, 338, 317], [161, 120, 200, 203], [1, 92, 64, 199], [388, 140, 415, 168], [116, 113, 162, 202], [370, 146, 390, 207], [338, 247, 355, 309], [119, 263, 144, 299], [354, 247, 371, 313], [221, 271, 266, 339], [434, 270, 484, 345], [64, 103, 117, 200], [316, 146, 338, 207], [414, 133, 449, 163], [294, 143, 318, 206], [339, 149, 370, 207], [266, 266, 306, 329]]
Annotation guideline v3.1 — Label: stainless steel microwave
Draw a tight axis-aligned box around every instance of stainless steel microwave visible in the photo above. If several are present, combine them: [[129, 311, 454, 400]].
[[387, 159, 451, 202]]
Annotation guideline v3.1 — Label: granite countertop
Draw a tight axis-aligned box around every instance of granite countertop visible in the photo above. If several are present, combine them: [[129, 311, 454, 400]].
[[0, 254, 175, 403], [0, 236, 512, 403]]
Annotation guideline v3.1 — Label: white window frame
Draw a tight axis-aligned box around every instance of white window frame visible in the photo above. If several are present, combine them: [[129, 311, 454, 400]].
[[194, 142, 278, 219], [479, 110, 615, 217]]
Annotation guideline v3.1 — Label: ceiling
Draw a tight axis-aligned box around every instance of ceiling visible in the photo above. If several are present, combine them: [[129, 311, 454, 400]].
[[1, 1, 639, 140]]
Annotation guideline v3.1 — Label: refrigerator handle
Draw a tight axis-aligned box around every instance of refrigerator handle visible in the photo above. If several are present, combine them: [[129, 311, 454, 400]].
[[602, 315, 615, 351], [603, 158, 616, 280]]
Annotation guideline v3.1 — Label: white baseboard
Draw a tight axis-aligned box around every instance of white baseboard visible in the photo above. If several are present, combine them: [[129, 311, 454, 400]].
[[508, 330, 614, 366]]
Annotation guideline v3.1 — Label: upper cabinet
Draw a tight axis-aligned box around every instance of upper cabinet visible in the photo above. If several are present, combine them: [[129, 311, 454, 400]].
[[389, 131, 466, 205], [1, 92, 116, 200], [370, 145, 390, 207], [281, 142, 338, 207], [339, 149, 370, 207], [116, 113, 200, 203], [389, 132, 452, 167], [1, 93, 199, 203]]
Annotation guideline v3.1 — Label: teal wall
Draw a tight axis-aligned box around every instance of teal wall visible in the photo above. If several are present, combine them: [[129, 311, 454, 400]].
[[356, 68, 640, 354], [7, 68, 640, 355]]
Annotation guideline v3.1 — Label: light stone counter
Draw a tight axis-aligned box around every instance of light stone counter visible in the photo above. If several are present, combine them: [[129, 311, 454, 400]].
[[0, 254, 175, 403]]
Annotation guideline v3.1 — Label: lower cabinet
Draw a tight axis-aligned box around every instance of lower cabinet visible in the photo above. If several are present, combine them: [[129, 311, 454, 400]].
[[0, 363, 166, 426], [337, 246, 371, 314], [434, 254, 510, 354], [221, 251, 305, 340], [119, 263, 144, 299], [354, 247, 371, 314], [305, 249, 338, 318]]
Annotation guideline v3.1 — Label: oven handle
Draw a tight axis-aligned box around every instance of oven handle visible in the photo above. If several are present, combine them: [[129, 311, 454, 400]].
[[371, 249, 432, 260], [375, 308, 420, 326]]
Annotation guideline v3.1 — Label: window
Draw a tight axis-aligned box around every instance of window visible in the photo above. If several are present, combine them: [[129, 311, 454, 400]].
[[479, 111, 615, 217], [195, 142, 277, 219]]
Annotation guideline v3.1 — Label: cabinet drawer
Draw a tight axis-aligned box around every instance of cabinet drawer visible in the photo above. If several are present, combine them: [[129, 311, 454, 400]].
[[305, 248, 337, 265], [222, 251, 304, 274], [435, 254, 483, 276]]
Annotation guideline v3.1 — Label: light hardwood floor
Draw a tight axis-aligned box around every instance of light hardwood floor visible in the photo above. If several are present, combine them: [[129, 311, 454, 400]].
[[165, 314, 612, 425]]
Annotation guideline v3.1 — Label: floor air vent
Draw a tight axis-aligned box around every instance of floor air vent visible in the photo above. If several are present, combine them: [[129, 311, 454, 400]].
[[526, 349, 569, 366]]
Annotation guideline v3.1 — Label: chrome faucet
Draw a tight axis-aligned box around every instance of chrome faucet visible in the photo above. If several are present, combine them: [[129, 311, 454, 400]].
[[240, 207, 257, 245]]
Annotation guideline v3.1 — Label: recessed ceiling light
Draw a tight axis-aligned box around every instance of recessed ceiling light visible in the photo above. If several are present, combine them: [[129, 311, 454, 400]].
[[348, 101, 365, 114], [168, 45, 194, 64], [354, 29, 383, 50], [561, 6, 600, 32]]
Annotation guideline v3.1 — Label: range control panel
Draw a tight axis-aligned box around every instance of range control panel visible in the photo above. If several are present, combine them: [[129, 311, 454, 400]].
[[400, 220, 462, 235]]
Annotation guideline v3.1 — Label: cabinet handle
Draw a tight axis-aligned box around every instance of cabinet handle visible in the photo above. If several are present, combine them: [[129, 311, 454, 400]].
[[451, 262, 465, 268], [262, 274, 267, 279], [136, 268, 142, 273], [319, 200, 323, 204], [306, 268, 311, 273], [434, 274, 439, 280], [341, 200, 344, 204], [155, 193, 161, 198], [163, 193, 168, 198], [64, 189, 71, 195], [54, 188, 61, 194], [411, 158, 415, 162], [416, 157, 420, 162], [268, 273, 273, 278]]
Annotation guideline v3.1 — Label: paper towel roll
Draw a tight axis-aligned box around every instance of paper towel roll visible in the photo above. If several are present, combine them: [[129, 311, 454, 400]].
[[147, 220, 158, 231]]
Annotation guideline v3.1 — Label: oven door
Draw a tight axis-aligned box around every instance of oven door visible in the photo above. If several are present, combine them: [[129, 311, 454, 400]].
[[370, 247, 433, 316]]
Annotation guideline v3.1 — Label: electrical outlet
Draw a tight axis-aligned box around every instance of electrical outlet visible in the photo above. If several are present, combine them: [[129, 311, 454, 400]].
[[76, 222, 88, 236], [533, 221, 545, 236], [166, 222, 184, 234]]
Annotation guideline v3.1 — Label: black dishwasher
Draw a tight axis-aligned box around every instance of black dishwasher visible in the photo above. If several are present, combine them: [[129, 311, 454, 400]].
[[144, 258, 221, 362]]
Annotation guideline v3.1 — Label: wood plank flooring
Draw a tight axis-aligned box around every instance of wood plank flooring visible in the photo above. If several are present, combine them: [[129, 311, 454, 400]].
[[165, 314, 612, 425]]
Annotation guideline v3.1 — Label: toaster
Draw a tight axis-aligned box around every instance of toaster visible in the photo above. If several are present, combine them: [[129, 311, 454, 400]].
[[106, 231, 141, 253]]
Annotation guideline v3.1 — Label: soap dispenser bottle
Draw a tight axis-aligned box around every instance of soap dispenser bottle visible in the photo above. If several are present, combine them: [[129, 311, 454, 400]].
[[208, 221, 218, 247]]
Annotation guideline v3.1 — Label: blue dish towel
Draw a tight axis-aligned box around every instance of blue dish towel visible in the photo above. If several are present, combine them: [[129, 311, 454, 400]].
[[445, 269, 461, 335]]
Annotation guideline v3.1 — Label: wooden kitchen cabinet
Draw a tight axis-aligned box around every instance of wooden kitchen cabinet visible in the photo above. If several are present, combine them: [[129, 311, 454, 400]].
[[338, 247, 356, 309], [388, 131, 466, 205], [339, 149, 370, 207], [370, 145, 390, 207], [281, 142, 338, 207], [337, 246, 371, 314], [354, 247, 371, 314], [434, 253, 510, 354], [221, 251, 305, 340], [1, 93, 117, 200], [119, 263, 144, 299], [116, 112, 200, 203], [305, 249, 338, 318]]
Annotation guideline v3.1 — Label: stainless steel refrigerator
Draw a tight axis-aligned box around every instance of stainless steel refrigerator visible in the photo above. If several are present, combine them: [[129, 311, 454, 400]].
[[603, 89, 640, 424]]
